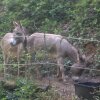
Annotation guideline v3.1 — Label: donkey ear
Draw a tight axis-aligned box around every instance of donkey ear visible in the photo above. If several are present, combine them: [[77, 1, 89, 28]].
[[18, 21, 23, 28], [13, 21, 19, 27], [13, 21, 22, 28], [86, 53, 94, 63], [78, 50, 86, 62], [80, 54, 86, 62]]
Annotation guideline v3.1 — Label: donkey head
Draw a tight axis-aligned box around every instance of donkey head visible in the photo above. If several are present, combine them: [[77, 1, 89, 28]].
[[79, 53, 94, 66], [10, 21, 27, 46], [70, 52, 94, 78]]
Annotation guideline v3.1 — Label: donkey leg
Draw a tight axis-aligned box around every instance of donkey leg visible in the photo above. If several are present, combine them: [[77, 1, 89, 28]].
[[17, 57, 20, 77], [57, 57, 66, 82], [17, 51, 20, 77], [3, 54, 9, 79], [56, 65, 61, 78], [3, 56, 6, 79], [35, 65, 41, 79]]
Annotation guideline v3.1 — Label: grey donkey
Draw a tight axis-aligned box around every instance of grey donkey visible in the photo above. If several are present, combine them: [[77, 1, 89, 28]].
[[10, 23, 93, 82], [1, 21, 28, 78]]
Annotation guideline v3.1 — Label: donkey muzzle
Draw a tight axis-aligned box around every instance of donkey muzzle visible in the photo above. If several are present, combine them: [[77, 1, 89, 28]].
[[10, 38, 17, 46]]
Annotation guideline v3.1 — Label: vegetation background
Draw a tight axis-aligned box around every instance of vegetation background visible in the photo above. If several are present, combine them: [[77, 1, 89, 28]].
[[0, 0, 100, 99], [0, 0, 100, 37]]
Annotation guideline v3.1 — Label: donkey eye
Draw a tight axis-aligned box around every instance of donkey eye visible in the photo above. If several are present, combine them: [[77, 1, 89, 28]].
[[16, 33, 21, 35]]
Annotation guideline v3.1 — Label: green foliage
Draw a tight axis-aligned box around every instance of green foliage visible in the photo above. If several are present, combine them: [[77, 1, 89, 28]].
[[0, 0, 100, 37], [14, 79, 37, 100], [0, 78, 67, 100], [0, 79, 37, 100]]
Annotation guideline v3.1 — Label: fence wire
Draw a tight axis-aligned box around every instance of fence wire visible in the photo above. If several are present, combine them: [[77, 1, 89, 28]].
[[1, 62, 100, 72], [0, 36, 100, 42]]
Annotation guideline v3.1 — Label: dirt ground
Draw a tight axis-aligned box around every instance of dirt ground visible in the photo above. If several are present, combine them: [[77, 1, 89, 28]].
[[34, 75, 100, 100], [34, 77, 76, 100]]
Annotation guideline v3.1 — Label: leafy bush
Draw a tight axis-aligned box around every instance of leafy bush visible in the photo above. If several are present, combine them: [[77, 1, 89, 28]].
[[0, 78, 66, 100]]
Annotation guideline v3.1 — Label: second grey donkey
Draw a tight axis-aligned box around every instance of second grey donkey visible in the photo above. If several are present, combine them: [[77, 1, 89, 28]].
[[1, 22, 28, 77], [10, 23, 93, 82]]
